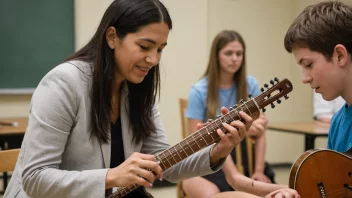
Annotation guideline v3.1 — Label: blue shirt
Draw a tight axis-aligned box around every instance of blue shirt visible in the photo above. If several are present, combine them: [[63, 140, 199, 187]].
[[327, 103, 352, 152], [186, 76, 261, 122]]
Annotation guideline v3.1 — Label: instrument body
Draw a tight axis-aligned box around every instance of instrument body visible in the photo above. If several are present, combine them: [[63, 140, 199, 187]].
[[289, 148, 352, 198]]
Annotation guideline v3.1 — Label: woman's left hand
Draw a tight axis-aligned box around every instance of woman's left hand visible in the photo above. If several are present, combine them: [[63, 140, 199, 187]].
[[205, 106, 253, 164]]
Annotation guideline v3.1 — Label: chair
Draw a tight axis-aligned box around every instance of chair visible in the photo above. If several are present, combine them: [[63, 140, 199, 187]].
[[177, 98, 255, 198], [0, 148, 20, 192], [177, 98, 188, 198], [179, 98, 189, 140]]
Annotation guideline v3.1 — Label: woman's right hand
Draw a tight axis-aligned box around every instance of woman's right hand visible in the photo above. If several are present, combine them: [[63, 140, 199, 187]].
[[105, 152, 163, 189]]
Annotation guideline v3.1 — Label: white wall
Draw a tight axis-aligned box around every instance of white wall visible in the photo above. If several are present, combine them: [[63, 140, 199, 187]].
[[2, 0, 351, 163], [158, 0, 209, 144]]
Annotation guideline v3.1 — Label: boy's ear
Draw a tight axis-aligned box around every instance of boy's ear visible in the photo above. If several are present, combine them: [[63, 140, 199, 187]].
[[334, 44, 348, 66], [106, 26, 118, 49]]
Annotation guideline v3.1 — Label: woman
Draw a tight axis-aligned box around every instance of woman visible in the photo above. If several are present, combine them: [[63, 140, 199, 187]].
[[4, 2, 253, 198], [183, 30, 293, 198]]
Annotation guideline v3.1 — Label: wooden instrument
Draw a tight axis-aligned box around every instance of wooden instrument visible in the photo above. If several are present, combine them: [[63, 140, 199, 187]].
[[109, 77, 293, 198], [289, 148, 352, 198]]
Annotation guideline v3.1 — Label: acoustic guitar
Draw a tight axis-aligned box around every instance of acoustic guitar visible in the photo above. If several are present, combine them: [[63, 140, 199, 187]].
[[289, 148, 352, 198], [109, 77, 293, 198]]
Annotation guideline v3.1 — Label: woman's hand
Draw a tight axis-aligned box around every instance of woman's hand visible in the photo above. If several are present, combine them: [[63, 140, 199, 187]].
[[247, 114, 268, 137], [265, 188, 300, 198], [200, 107, 253, 164], [105, 152, 162, 189], [251, 171, 271, 183]]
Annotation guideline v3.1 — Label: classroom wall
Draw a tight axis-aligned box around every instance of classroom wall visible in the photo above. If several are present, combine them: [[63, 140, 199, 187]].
[[1, 0, 350, 164], [207, 0, 302, 163]]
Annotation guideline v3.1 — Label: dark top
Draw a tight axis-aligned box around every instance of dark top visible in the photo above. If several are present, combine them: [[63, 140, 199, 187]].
[[110, 118, 151, 198]]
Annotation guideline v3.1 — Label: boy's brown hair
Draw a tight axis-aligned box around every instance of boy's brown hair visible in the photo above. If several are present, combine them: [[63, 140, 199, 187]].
[[284, 1, 352, 60]]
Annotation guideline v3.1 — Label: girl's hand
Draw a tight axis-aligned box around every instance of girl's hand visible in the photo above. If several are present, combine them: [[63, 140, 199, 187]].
[[247, 114, 268, 137], [251, 171, 271, 183]]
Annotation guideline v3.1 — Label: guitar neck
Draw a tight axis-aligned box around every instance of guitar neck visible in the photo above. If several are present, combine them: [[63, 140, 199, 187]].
[[156, 99, 259, 170], [109, 100, 260, 198], [110, 78, 294, 198]]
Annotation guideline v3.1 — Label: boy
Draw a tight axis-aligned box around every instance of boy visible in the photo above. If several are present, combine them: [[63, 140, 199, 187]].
[[284, 1, 352, 153]]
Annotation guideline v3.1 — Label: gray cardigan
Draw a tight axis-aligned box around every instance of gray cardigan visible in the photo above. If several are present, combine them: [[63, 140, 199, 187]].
[[5, 61, 220, 198]]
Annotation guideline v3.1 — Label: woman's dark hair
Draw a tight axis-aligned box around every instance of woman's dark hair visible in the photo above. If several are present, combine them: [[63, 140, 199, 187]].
[[65, 0, 172, 144]]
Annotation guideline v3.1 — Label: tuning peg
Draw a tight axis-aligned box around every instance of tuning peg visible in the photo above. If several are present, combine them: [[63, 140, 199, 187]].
[[284, 95, 289, 100], [270, 80, 274, 85], [262, 108, 266, 112], [233, 104, 238, 108], [277, 99, 281, 104], [248, 94, 252, 99], [264, 84, 269, 88], [271, 103, 275, 108], [229, 107, 233, 111], [216, 114, 221, 118], [274, 77, 279, 82], [261, 87, 265, 92]]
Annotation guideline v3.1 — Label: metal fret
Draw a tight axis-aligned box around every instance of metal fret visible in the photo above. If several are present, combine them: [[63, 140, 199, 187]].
[[160, 152, 172, 168], [179, 141, 189, 157], [191, 134, 201, 149], [185, 138, 195, 153], [242, 101, 252, 115], [205, 127, 213, 140], [173, 146, 183, 161], [166, 149, 177, 164]]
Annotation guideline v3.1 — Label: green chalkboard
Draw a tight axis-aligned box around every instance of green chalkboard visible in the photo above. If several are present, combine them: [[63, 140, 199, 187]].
[[0, 0, 74, 93]]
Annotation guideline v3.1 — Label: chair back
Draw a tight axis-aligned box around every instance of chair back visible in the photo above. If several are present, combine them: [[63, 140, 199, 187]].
[[0, 149, 20, 172], [179, 98, 188, 139], [178, 98, 188, 198]]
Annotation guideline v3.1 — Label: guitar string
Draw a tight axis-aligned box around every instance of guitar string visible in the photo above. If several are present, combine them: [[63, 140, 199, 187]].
[[164, 100, 258, 161], [144, 99, 261, 176], [113, 83, 288, 198], [110, 95, 277, 197], [113, 98, 264, 196]]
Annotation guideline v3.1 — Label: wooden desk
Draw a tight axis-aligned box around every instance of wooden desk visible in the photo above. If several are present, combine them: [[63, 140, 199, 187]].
[[0, 117, 28, 135], [0, 117, 28, 148], [0, 117, 28, 193], [268, 121, 330, 151]]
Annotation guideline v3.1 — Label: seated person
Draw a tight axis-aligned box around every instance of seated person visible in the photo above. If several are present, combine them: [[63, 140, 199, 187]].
[[313, 92, 345, 123], [183, 30, 282, 198]]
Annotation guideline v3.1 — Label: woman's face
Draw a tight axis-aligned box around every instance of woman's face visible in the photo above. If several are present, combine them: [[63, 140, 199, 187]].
[[218, 40, 244, 75], [108, 22, 169, 84]]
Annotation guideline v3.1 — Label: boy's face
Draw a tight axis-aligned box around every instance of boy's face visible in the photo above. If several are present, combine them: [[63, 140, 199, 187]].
[[292, 47, 342, 101]]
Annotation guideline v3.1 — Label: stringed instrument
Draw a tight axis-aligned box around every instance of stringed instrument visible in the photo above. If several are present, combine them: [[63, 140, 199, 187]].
[[289, 148, 352, 198], [109, 77, 293, 198]]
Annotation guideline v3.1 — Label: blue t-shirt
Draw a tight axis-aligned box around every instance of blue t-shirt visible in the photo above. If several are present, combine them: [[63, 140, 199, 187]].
[[186, 76, 261, 122], [327, 103, 352, 152]]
